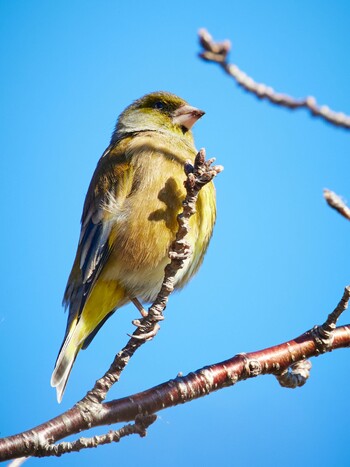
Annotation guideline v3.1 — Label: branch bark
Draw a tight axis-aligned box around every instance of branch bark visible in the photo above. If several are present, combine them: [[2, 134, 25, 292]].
[[1, 311, 349, 461], [198, 28, 350, 130], [324, 189, 350, 221]]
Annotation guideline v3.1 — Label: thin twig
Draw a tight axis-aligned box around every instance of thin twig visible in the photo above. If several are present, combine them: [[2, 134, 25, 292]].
[[34, 415, 156, 457], [312, 285, 350, 352], [324, 189, 350, 221], [198, 28, 350, 130]]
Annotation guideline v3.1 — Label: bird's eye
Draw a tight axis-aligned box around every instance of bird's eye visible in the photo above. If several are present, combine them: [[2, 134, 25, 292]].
[[154, 101, 165, 110]]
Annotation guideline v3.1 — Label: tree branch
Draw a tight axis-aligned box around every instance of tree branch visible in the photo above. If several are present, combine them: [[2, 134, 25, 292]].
[[1, 285, 350, 462], [198, 28, 350, 130], [324, 189, 350, 221]]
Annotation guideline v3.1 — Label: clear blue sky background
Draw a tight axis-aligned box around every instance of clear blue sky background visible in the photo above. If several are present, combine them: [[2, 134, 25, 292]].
[[1, 1, 350, 466]]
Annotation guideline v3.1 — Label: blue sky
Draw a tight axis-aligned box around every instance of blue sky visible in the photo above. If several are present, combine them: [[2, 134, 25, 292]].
[[1, 1, 350, 466]]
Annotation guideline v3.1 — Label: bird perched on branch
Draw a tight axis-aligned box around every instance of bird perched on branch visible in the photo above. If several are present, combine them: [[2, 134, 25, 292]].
[[51, 91, 216, 402]]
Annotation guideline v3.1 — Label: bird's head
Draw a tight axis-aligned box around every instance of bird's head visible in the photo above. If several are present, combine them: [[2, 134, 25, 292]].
[[112, 91, 205, 143]]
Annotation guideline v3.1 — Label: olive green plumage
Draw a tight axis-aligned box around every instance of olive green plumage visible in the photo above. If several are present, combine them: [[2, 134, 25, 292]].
[[51, 91, 216, 402]]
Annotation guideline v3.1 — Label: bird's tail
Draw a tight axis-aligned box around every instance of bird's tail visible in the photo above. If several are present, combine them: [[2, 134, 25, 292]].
[[51, 281, 128, 402], [50, 317, 83, 403]]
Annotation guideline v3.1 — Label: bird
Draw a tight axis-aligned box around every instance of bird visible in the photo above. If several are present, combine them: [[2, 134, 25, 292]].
[[51, 91, 216, 402]]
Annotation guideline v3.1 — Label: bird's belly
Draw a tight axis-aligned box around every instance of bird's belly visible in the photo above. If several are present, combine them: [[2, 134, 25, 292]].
[[102, 210, 199, 302]]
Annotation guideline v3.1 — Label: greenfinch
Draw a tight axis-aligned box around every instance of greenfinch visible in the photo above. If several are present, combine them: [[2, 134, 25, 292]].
[[51, 91, 216, 402]]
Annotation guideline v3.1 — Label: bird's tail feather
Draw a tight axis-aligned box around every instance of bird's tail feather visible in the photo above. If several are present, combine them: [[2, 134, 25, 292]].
[[51, 282, 128, 402], [50, 318, 83, 403]]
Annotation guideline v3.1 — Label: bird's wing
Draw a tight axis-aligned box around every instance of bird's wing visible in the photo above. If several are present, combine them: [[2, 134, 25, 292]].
[[62, 140, 133, 330]]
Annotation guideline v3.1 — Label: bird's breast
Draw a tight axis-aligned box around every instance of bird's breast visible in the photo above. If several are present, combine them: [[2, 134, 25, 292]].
[[100, 133, 214, 302]]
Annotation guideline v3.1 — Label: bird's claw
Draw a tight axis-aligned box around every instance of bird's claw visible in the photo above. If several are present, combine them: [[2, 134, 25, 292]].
[[128, 323, 161, 341]]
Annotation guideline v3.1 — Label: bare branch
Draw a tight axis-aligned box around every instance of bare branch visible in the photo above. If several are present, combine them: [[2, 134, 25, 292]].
[[1, 286, 350, 462], [198, 28, 350, 130], [324, 189, 350, 221]]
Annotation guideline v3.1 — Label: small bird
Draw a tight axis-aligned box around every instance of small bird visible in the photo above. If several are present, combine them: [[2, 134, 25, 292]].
[[51, 91, 216, 402]]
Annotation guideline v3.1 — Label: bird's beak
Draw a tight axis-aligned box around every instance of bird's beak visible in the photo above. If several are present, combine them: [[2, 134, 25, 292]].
[[172, 105, 205, 130]]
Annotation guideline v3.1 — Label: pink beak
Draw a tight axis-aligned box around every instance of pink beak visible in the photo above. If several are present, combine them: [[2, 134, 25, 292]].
[[172, 104, 205, 130]]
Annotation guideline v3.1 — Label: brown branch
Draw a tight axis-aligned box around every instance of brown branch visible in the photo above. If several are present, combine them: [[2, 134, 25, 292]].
[[324, 189, 350, 221], [2, 325, 350, 460], [1, 286, 350, 462], [198, 28, 350, 130]]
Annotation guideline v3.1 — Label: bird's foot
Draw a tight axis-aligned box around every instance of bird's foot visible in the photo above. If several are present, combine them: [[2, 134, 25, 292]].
[[129, 323, 161, 341], [130, 310, 164, 341]]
